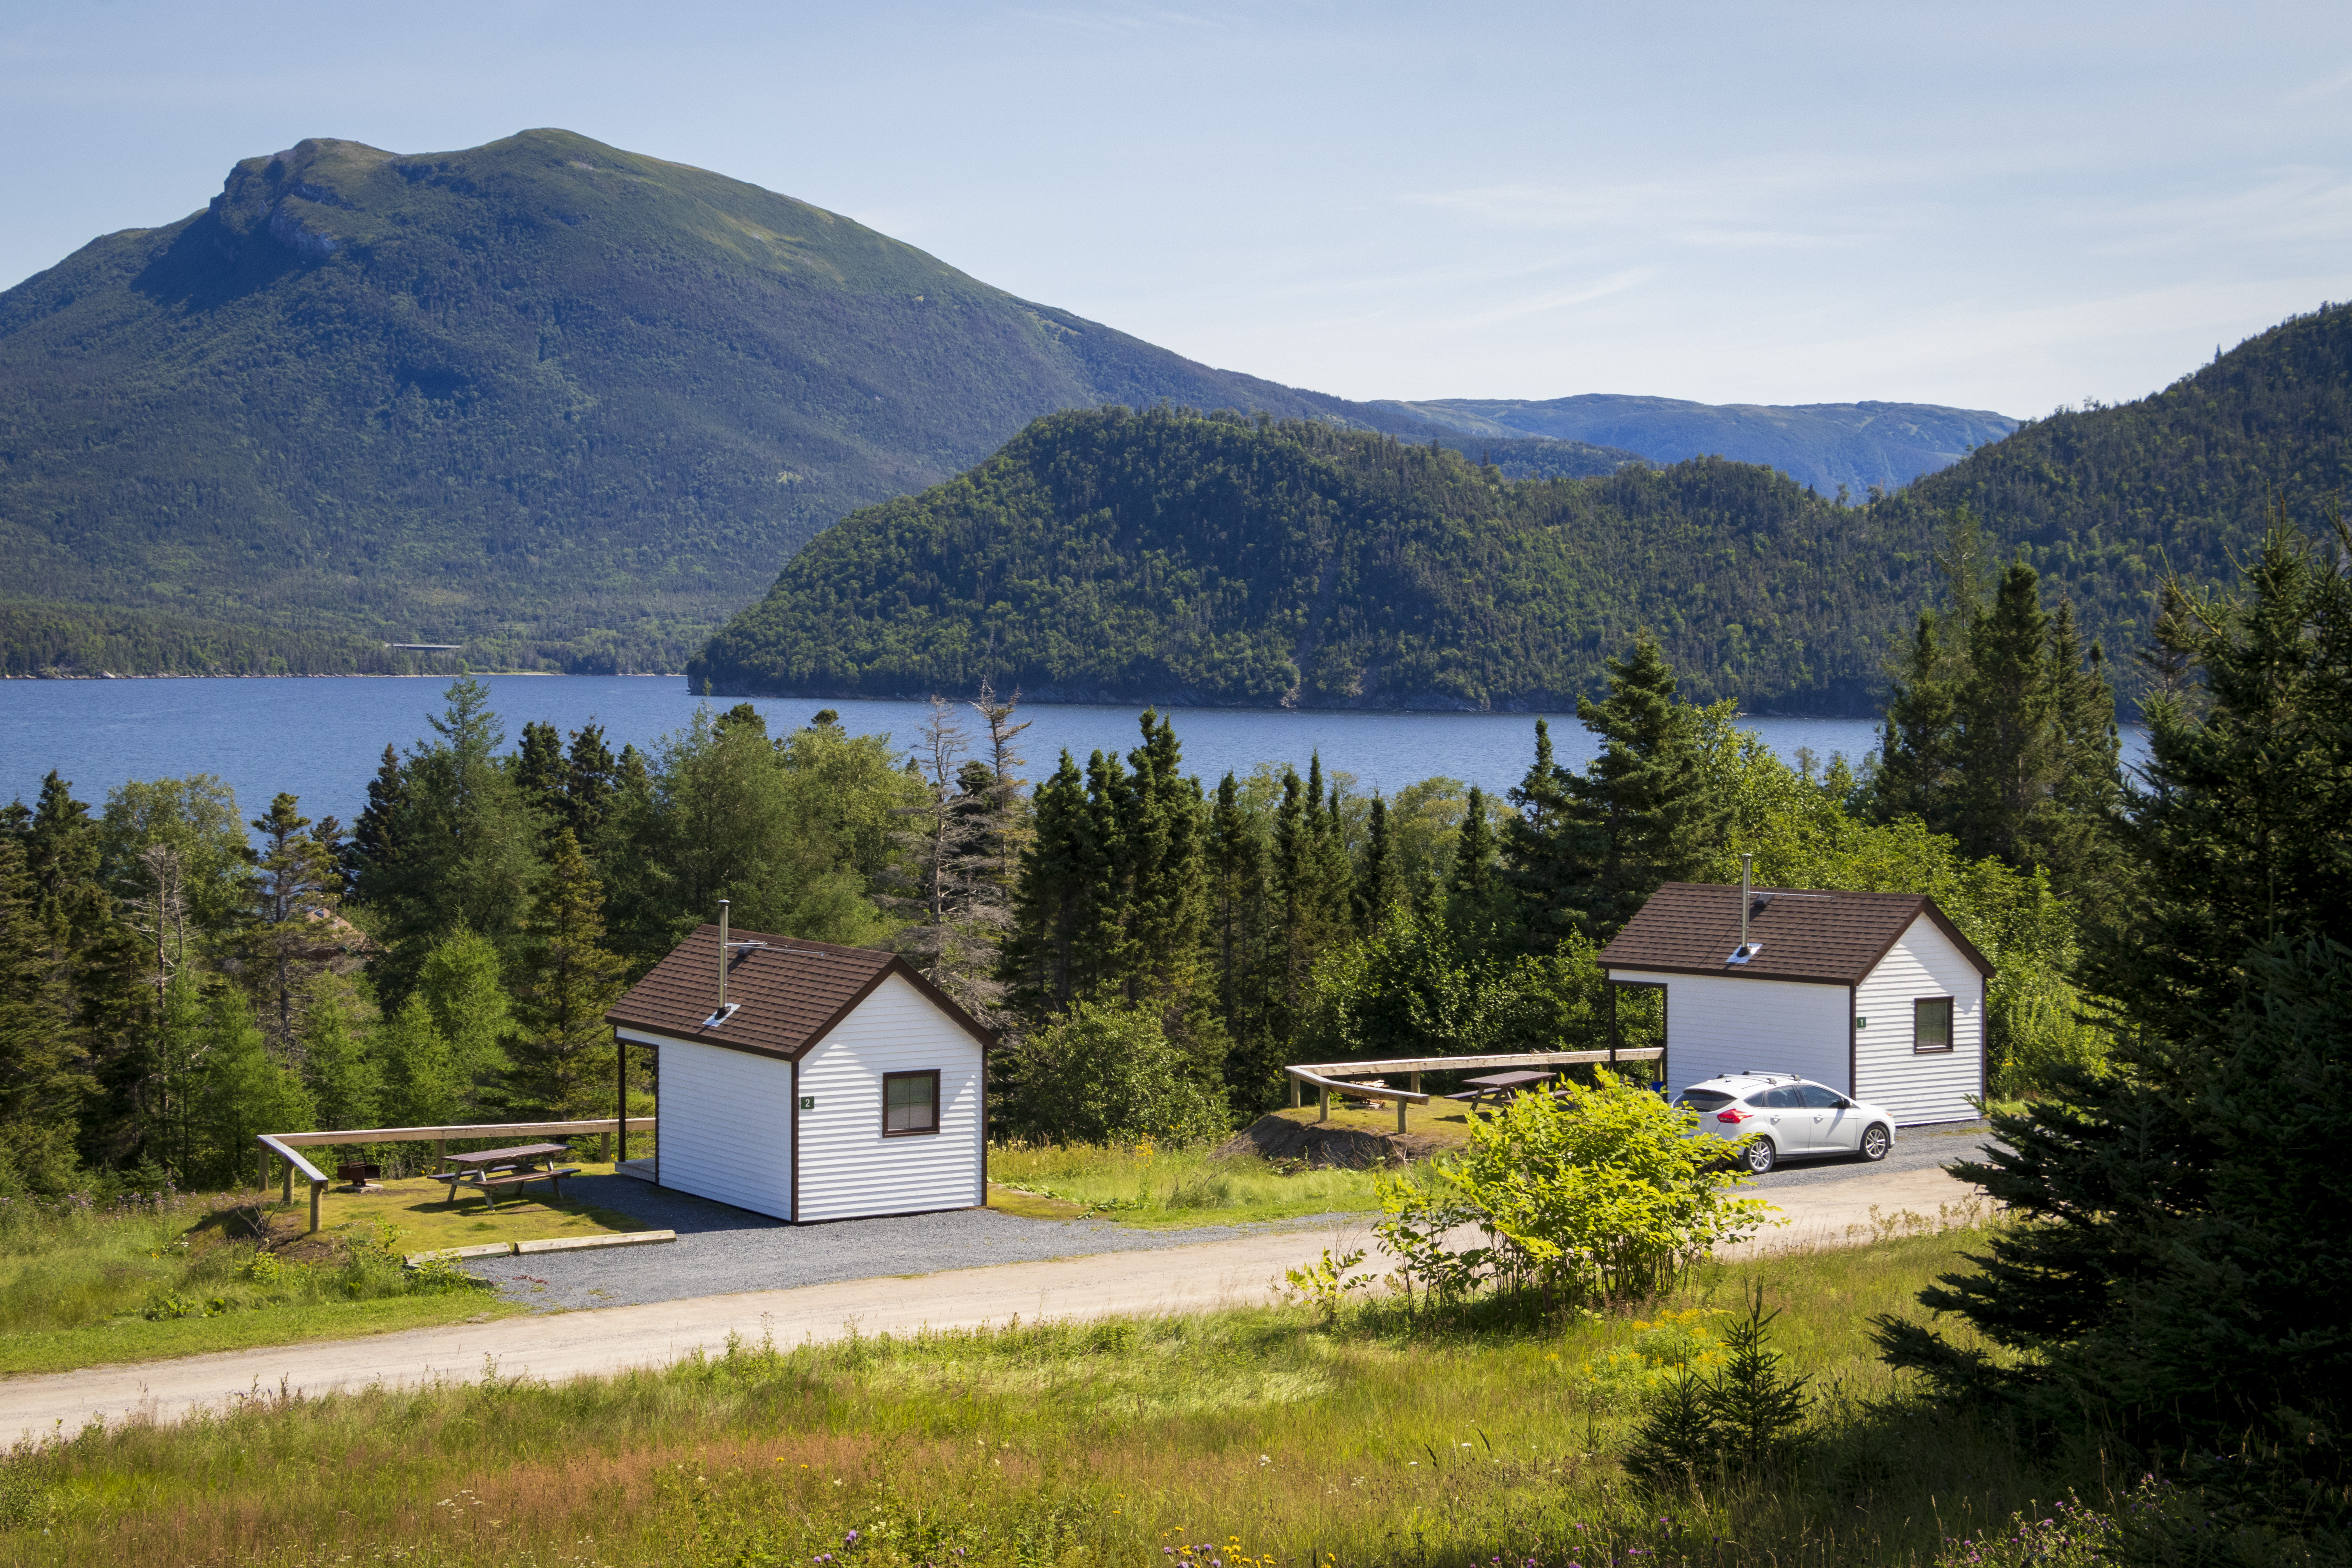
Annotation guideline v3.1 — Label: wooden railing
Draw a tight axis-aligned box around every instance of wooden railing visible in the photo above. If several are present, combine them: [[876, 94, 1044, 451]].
[[1282, 1049, 1665, 1131], [255, 1117, 657, 1234]]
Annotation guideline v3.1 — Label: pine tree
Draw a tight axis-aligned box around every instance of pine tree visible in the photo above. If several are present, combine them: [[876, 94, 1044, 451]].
[[301, 982, 380, 1135], [1207, 771, 1279, 1112], [1499, 720, 1579, 950], [515, 719, 567, 830], [246, 792, 342, 1058], [510, 828, 627, 1119], [1004, 750, 1093, 1019], [378, 992, 462, 1129], [343, 744, 406, 898], [563, 722, 619, 845], [1870, 612, 1958, 830], [1269, 766, 1316, 1045], [1354, 795, 1397, 929], [1950, 563, 2058, 864], [0, 832, 84, 1191], [1449, 784, 1508, 940], [1877, 514, 2352, 1472], [2027, 599, 2125, 902], [1552, 635, 1722, 943], [415, 930, 512, 1120]]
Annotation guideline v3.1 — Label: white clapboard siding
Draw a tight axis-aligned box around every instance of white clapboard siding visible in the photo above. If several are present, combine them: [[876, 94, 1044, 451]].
[[638, 1033, 794, 1220], [793, 973, 986, 1223], [1615, 968, 1851, 1096], [1853, 915, 1985, 1125]]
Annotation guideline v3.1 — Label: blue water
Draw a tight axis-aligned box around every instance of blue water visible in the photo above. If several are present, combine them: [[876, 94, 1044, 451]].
[[0, 676, 2138, 830]]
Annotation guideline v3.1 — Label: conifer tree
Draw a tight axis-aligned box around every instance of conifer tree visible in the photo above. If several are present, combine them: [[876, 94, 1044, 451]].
[[1871, 612, 1958, 830], [1449, 784, 1508, 940], [246, 792, 342, 1057], [1950, 563, 2058, 865], [301, 982, 380, 1135], [1877, 515, 2352, 1483], [886, 698, 1009, 1022], [1353, 795, 1397, 929], [378, 992, 462, 1129], [1207, 771, 1279, 1110], [1499, 720, 1579, 949], [515, 720, 567, 829], [510, 828, 627, 1118], [563, 722, 619, 845], [0, 832, 84, 1190], [415, 930, 512, 1120], [1119, 712, 1214, 1030], [2027, 600, 2125, 901], [1004, 750, 1094, 1018], [1269, 766, 1316, 1044], [194, 988, 312, 1187], [343, 744, 407, 897]]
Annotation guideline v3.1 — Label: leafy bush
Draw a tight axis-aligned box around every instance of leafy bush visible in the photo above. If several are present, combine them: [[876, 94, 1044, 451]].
[[1374, 1075, 1770, 1312], [996, 1000, 1230, 1147]]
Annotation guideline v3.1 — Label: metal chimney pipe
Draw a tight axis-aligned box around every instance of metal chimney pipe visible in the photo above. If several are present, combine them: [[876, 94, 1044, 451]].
[[717, 898, 730, 1012], [1740, 853, 1754, 954]]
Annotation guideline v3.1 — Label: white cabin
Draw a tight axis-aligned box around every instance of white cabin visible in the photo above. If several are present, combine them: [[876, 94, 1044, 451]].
[[1597, 882, 1994, 1125], [606, 925, 993, 1222]]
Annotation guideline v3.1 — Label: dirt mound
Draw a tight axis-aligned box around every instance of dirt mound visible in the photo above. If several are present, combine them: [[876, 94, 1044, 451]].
[[1212, 1114, 1455, 1170]]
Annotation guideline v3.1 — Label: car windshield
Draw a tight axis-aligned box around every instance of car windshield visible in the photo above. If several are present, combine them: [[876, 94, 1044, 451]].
[[1675, 1089, 1736, 1111]]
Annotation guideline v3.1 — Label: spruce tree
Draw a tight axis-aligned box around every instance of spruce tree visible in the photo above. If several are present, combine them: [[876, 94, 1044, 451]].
[[563, 722, 619, 845], [510, 828, 627, 1119], [1118, 712, 1216, 1062], [1876, 516, 2352, 1482], [2027, 599, 2125, 902], [1207, 771, 1279, 1112], [1499, 720, 1579, 950], [245, 792, 342, 1058], [515, 719, 567, 829], [1004, 750, 1092, 1019], [193, 988, 312, 1187], [1556, 635, 1723, 942], [301, 982, 380, 1135], [1950, 563, 2058, 865], [1449, 784, 1509, 942], [1353, 795, 1397, 929], [1870, 612, 1958, 830], [343, 744, 407, 898], [378, 992, 461, 1129], [0, 832, 84, 1190]]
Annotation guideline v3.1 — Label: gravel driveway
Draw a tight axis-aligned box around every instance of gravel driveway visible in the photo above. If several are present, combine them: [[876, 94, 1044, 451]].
[[471, 1121, 2000, 1311], [465, 1177, 1360, 1312]]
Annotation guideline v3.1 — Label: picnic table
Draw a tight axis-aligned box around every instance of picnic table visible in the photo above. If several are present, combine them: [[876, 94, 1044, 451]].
[[432, 1142, 581, 1210], [1456, 1069, 1557, 1114]]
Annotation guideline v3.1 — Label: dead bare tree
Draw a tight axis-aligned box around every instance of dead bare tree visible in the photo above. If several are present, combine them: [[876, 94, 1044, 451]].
[[884, 696, 1011, 1024]]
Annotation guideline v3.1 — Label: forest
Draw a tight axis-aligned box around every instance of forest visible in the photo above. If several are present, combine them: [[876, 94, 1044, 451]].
[[4, 503, 2347, 1557]]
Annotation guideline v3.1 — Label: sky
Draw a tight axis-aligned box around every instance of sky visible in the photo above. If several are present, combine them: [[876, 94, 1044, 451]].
[[3, 1, 2348, 417]]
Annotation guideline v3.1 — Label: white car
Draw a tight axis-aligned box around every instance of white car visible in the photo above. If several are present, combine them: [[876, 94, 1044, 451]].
[[1672, 1073, 1895, 1174]]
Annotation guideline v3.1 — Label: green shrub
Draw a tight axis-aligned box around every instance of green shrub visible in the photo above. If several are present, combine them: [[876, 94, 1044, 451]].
[[1374, 1074, 1770, 1311], [996, 1000, 1230, 1147]]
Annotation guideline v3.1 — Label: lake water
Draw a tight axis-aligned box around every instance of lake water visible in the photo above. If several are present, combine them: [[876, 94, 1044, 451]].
[[0, 676, 2140, 829]]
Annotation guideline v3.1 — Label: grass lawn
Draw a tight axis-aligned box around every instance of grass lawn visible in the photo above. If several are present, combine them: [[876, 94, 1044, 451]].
[[0, 1227, 2080, 1567], [0, 1172, 649, 1378], [986, 1144, 1404, 1228]]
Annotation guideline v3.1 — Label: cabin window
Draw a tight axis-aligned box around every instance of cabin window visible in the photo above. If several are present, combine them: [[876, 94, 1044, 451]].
[[1913, 998, 1955, 1054], [882, 1071, 941, 1136]]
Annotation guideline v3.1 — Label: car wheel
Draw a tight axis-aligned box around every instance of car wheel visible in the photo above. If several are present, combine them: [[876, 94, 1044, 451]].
[[1860, 1124, 1891, 1161], [1742, 1137, 1777, 1175]]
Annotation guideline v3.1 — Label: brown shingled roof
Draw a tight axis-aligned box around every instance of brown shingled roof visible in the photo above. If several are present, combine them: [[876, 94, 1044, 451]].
[[606, 925, 994, 1060], [1596, 882, 1993, 985]]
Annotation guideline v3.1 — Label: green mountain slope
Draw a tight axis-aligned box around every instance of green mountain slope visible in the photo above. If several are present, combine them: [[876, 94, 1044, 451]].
[[1379, 394, 2017, 495], [691, 407, 1945, 713], [1880, 302, 2352, 666], [0, 129, 1630, 671]]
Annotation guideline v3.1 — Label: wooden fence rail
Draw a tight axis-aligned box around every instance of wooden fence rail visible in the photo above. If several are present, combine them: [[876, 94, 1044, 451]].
[[256, 1117, 657, 1235]]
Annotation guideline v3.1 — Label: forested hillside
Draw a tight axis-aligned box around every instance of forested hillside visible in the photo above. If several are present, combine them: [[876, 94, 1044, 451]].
[[1380, 393, 2018, 494], [0, 128, 1624, 673], [1882, 301, 2352, 673], [692, 407, 1945, 713]]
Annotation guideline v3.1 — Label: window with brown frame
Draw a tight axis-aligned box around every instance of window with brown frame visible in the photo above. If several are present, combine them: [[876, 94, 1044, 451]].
[[1913, 997, 1955, 1054], [882, 1070, 941, 1136]]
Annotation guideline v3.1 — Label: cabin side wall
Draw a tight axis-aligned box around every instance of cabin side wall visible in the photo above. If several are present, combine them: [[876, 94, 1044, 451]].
[[628, 1032, 793, 1220], [1612, 969, 1850, 1094], [1853, 916, 1986, 1124], [793, 973, 986, 1223]]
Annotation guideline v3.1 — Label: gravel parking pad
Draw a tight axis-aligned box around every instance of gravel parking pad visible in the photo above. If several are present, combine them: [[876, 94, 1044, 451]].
[[463, 1176, 1362, 1311]]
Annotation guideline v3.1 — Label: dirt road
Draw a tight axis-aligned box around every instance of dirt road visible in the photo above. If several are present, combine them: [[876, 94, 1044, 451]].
[[0, 1161, 1981, 1443]]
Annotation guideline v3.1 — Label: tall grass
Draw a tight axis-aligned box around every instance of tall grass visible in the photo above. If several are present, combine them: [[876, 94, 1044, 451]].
[[0, 1230, 2103, 1566], [0, 1188, 496, 1375], [989, 1143, 1401, 1227]]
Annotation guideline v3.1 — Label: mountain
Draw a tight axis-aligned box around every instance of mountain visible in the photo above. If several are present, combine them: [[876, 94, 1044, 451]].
[[1881, 302, 2352, 670], [1376, 394, 2018, 496], [691, 406, 1945, 713], [0, 129, 1632, 673]]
